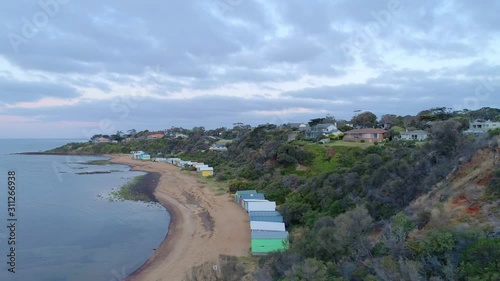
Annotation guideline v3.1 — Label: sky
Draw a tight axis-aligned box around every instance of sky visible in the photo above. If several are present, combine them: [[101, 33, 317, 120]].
[[0, 0, 499, 138]]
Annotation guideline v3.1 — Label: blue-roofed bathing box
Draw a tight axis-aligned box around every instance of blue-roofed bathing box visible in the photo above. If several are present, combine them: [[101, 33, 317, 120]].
[[234, 190, 258, 204], [238, 193, 265, 206]]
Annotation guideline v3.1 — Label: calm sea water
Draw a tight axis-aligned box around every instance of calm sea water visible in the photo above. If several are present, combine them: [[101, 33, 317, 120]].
[[0, 139, 170, 281]]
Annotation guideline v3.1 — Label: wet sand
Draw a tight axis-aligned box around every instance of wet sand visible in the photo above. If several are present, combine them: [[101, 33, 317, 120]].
[[109, 154, 250, 281]]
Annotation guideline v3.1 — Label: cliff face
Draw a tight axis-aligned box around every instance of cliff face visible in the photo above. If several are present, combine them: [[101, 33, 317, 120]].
[[407, 138, 500, 235]]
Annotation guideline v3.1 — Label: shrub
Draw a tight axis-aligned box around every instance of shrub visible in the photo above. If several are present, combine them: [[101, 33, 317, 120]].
[[488, 128, 500, 136], [228, 179, 253, 193], [459, 238, 500, 280]]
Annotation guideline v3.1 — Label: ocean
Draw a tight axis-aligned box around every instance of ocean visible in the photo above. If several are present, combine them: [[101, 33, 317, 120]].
[[0, 139, 170, 281]]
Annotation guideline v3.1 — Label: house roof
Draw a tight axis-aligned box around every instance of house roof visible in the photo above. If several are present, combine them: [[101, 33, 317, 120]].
[[344, 128, 387, 134], [148, 133, 164, 137]]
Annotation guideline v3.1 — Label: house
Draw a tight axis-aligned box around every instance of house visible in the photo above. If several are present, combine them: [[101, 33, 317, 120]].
[[288, 122, 311, 131], [316, 123, 342, 135], [209, 142, 228, 151], [147, 133, 164, 140], [153, 158, 168, 162], [464, 120, 500, 135], [400, 130, 429, 141], [175, 133, 189, 139], [94, 137, 111, 143], [306, 123, 342, 139], [343, 128, 388, 142], [250, 221, 286, 232], [251, 230, 289, 255], [198, 167, 214, 177]]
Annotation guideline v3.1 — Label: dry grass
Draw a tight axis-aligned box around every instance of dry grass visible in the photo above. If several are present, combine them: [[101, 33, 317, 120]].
[[407, 147, 499, 233]]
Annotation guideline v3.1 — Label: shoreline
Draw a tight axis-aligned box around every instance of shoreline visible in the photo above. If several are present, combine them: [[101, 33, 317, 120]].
[[16, 151, 103, 156], [108, 154, 250, 281]]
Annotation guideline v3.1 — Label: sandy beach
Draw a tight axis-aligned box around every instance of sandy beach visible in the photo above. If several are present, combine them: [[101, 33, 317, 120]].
[[109, 154, 250, 281]]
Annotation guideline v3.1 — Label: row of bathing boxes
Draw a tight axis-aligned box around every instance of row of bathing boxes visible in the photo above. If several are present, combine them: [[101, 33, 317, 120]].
[[234, 190, 289, 255]]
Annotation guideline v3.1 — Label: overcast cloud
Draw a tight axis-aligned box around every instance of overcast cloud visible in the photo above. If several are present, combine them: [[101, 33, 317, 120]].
[[0, 0, 499, 138]]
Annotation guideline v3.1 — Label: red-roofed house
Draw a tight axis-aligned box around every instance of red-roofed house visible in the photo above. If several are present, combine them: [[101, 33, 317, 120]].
[[147, 133, 165, 140], [94, 137, 111, 143], [343, 128, 387, 142]]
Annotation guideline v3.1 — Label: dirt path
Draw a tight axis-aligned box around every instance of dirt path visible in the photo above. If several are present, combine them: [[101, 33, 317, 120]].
[[109, 154, 250, 281]]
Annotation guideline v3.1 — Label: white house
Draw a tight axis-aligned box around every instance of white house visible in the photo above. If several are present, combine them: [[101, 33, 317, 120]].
[[400, 130, 429, 141], [307, 123, 343, 138], [289, 123, 311, 131], [464, 120, 500, 134]]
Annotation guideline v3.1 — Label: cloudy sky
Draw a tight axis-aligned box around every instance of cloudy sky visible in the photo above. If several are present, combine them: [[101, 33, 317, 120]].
[[0, 0, 499, 138]]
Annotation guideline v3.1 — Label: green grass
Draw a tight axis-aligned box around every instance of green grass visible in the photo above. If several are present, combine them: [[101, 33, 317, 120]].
[[291, 140, 373, 148], [323, 140, 374, 148], [109, 175, 152, 202], [281, 144, 363, 177]]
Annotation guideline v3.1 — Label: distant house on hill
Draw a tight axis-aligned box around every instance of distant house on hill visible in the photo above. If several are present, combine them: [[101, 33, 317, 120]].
[[209, 142, 228, 151], [306, 123, 342, 139], [343, 128, 387, 142], [288, 122, 310, 132], [147, 133, 164, 140], [400, 130, 429, 141], [464, 120, 500, 135], [93, 137, 111, 143]]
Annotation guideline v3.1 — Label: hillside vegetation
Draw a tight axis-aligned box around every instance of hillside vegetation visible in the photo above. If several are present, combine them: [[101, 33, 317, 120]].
[[49, 108, 500, 281]]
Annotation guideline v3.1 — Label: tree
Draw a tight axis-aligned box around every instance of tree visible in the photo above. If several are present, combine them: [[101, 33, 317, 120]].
[[380, 114, 402, 127], [127, 129, 137, 136], [308, 118, 324, 127], [287, 259, 330, 281], [351, 112, 377, 128], [428, 120, 462, 157], [459, 238, 500, 280], [315, 206, 373, 260]]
